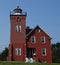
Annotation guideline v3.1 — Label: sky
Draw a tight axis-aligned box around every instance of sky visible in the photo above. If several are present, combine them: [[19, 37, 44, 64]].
[[0, 0, 60, 52]]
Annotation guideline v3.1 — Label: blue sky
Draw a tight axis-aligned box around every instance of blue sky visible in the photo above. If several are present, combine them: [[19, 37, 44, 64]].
[[0, 0, 60, 52]]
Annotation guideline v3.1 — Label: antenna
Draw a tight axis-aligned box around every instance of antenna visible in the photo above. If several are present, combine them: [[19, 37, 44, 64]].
[[17, 0, 20, 6]]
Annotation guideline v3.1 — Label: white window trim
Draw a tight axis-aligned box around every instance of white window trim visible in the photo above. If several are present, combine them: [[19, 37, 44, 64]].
[[16, 25, 21, 32], [15, 48, 18, 55], [16, 25, 19, 32], [35, 29, 40, 32], [18, 48, 21, 55], [41, 48, 46, 56], [31, 36, 36, 43], [19, 26, 21, 32], [41, 36, 46, 43], [15, 48, 21, 56]]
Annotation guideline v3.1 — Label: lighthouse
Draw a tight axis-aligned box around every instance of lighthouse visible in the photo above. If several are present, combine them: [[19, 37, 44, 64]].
[[7, 6, 27, 61]]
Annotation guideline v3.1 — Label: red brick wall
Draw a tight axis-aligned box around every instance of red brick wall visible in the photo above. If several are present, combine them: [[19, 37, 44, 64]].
[[10, 15, 26, 43], [13, 43, 26, 61], [27, 28, 52, 63], [7, 11, 52, 63], [7, 15, 26, 61]]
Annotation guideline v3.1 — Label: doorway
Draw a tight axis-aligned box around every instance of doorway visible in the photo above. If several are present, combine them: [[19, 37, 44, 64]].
[[27, 48, 36, 58]]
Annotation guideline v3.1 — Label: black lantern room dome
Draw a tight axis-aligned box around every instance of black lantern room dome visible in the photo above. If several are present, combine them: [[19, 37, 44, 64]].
[[10, 6, 27, 16], [14, 6, 22, 13]]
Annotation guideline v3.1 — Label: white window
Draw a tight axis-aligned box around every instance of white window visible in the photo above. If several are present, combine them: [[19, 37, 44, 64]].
[[15, 48, 19, 55], [16, 25, 21, 32], [41, 36, 46, 43], [31, 36, 36, 43], [18, 48, 21, 55], [41, 48, 46, 56], [36, 29, 40, 32], [15, 48, 21, 56], [19, 26, 21, 32], [16, 25, 19, 32]]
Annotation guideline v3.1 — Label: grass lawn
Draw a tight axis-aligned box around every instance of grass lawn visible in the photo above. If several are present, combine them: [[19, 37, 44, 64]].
[[0, 61, 60, 65]]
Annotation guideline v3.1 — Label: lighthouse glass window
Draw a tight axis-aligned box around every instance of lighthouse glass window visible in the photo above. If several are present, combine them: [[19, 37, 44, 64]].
[[16, 25, 21, 32]]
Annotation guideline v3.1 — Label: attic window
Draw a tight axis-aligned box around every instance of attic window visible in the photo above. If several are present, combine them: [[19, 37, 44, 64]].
[[36, 29, 40, 32]]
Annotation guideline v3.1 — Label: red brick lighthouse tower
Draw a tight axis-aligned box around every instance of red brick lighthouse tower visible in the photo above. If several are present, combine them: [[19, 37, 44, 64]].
[[7, 6, 27, 61]]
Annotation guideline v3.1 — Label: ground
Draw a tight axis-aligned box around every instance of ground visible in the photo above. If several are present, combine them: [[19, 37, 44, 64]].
[[0, 61, 60, 65]]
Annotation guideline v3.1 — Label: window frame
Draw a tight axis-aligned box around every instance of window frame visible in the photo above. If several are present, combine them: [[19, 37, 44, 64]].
[[31, 36, 36, 43], [18, 48, 21, 55], [32, 48, 36, 55], [41, 36, 46, 43], [41, 48, 46, 56], [15, 48, 19, 55], [35, 29, 40, 33], [15, 48, 21, 56], [19, 26, 21, 32], [16, 25, 19, 32], [16, 25, 21, 32]]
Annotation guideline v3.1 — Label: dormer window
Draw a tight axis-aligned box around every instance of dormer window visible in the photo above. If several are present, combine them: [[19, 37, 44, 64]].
[[36, 29, 40, 32], [16, 25, 21, 32]]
